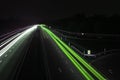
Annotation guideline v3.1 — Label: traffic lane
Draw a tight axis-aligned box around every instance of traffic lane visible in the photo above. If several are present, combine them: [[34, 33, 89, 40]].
[[0, 26, 36, 80], [17, 29, 47, 80], [41, 30, 84, 80]]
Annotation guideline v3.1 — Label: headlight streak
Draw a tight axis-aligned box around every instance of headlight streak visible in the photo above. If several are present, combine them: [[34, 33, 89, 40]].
[[0, 25, 37, 57], [0, 33, 21, 48]]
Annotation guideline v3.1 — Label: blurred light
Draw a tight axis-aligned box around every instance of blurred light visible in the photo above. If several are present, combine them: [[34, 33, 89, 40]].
[[0, 25, 37, 57], [81, 33, 84, 35], [87, 50, 91, 54]]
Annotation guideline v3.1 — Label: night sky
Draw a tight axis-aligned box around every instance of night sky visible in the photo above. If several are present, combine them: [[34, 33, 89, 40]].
[[0, 0, 120, 35], [0, 0, 120, 21]]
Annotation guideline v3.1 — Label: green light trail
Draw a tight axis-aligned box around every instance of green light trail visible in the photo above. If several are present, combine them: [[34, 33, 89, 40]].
[[50, 32, 106, 80], [43, 27, 94, 80], [40, 24, 107, 80]]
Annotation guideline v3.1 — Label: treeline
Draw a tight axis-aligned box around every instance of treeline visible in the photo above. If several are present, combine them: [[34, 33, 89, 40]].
[[48, 14, 120, 34]]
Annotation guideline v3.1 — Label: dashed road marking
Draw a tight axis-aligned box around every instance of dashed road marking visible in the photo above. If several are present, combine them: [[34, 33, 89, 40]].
[[58, 67, 62, 72], [0, 60, 2, 63], [65, 60, 68, 64], [70, 68, 74, 73], [4, 54, 8, 57]]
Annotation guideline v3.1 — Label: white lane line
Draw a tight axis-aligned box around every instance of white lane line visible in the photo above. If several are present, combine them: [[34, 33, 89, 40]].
[[58, 67, 62, 72]]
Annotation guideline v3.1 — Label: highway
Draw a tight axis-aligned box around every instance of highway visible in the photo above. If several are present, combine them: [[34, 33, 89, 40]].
[[0, 24, 108, 80], [0, 25, 37, 80]]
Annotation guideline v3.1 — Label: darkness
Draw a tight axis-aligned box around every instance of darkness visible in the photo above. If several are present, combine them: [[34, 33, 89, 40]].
[[48, 14, 120, 34], [0, 1, 120, 80], [0, 0, 120, 34]]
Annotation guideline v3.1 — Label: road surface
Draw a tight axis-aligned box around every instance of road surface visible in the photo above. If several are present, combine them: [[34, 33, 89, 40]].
[[0, 24, 112, 80]]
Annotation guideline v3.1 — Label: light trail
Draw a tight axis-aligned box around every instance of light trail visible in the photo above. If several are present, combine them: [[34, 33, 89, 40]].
[[40, 25, 93, 80], [0, 33, 21, 48], [0, 25, 31, 39], [51, 33, 106, 80], [42, 26, 94, 80], [0, 25, 37, 57], [40, 24, 107, 80]]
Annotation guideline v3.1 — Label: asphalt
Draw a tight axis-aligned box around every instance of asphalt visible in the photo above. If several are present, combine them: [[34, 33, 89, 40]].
[[16, 29, 47, 80], [1, 27, 119, 80], [91, 52, 120, 80], [0, 27, 35, 80], [40, 28, 84, 80], [15, 28, 84, 80]]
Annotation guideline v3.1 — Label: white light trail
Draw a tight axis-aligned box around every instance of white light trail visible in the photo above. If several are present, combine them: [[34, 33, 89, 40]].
[[0, 25, 37, 57], [0, 33, 21, 48]]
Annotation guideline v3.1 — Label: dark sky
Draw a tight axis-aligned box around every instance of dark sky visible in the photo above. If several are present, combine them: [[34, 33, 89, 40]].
[[0, 0, 120, 21]]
